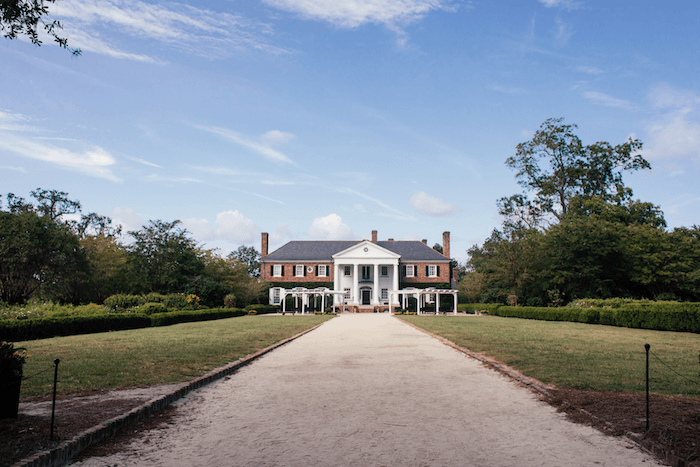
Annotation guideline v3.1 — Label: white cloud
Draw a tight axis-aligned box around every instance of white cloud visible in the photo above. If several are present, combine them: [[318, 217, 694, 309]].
[[197, 126, 293, 163], [555, 18, 574, 46], [269, 223, 296, 246], [182, 210, 259, 245], [112, 207, 144, 235], [583, 91, 636, 110], [409, 191, 460, 217], [307, 214, 355, 240], [262, 0, 454, 29], [50, 0, 287, 61], [575, 65, 604, 75], [645, 84, 700, 162], [0, 165, 27, 173], [262, 130, 295, 145], [538, 0, 579, 9], [0, 132, 120, 181]]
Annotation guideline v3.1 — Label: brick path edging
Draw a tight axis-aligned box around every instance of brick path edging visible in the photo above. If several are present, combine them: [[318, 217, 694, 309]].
[[13, 321, 328, 467]]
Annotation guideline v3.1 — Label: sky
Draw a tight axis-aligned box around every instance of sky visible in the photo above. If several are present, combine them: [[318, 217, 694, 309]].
[[1, 0, 700, 263]]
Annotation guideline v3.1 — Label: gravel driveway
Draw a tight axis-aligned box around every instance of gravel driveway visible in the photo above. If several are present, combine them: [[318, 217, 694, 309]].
[[71, 314, 660, 466]]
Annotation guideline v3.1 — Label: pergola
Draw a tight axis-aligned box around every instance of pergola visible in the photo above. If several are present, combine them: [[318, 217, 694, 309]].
[[389, 287, 459, 315], [279, 287, 347, 314]]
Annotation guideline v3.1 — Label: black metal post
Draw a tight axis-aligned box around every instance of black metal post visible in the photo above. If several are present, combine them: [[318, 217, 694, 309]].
[[644, 344, 650, 431], [50, 358, 60, 441]]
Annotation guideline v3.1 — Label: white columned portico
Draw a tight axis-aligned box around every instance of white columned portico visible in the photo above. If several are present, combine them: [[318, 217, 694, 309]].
[[333, 263, 340, 306]]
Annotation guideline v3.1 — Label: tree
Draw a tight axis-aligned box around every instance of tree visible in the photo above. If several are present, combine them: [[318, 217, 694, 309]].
[[500, 118, 649, 227], [1, 0, 79, 54], [30, 188, 81, 221], [0, 210, 87, 304], [227, 245, 261, 278], [127, 220, 204, 294]]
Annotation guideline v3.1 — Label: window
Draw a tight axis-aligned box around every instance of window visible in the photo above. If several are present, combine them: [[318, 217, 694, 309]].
[[295, 265, 304, 277], [381, 288, 388, 300], [361, 266, 371, 280], [273, 265, 283, 277], [428, 265, 437, 277], [344, 288, 351, 300], [405, 265, 415, 277], [381, 266, 388, 276], [344, 266, 352, 276], [318, 265, 327, 277], [272, 288, 281, 305]]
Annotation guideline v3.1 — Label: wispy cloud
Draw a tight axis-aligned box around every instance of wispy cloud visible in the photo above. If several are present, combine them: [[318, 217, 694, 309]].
[[645, 83, 700, 163], [409, 191, 460, 216], [0, 165, 27, 173], [50, 0, 288, 61], [182, 210, 260, 245], [489, 84, 526, 95], [124, 155, 162, 168], [262, 0, 457, 28], [0, 110, 120, 180], [538, 0, 579, 9], [0, 133, 120, 181], [575, 65, 604, 75], [583, 91, 636, 110], [196, 126, 294, 163], [555, 18, 574, 46]]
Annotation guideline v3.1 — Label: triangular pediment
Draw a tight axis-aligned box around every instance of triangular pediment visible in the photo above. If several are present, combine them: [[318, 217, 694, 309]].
[[332, 240, 401, 260]]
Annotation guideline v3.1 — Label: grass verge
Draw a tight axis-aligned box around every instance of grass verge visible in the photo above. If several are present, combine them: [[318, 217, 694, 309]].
[[400, 315, 700, 397], [18, 315, 332, 398]]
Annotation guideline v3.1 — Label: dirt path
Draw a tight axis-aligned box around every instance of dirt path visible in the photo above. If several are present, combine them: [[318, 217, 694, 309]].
[[70, 314, 661, 466]]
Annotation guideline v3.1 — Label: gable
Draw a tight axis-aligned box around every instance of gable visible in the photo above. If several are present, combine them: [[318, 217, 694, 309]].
[[332, 240, 401, 261]]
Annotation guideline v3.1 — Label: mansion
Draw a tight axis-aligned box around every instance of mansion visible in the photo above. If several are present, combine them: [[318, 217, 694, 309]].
[[260, 231, 458, 313]]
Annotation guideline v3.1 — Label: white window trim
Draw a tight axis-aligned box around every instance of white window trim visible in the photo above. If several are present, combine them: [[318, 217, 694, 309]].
[[381, 266, 388, 277], [381, 288, 388, 300], [295, 265, 304, 277], [273, 265, 283, 277], [318, 265, 327, 277], [344, 288, 351, 300], [428, 265, 437, 277], [344, 266, 352, 276], [272, 288, 281, 305], [405, 265, 415, 277]]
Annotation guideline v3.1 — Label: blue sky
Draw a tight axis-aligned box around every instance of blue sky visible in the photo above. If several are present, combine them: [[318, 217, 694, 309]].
[[1, 0, 699, 263]]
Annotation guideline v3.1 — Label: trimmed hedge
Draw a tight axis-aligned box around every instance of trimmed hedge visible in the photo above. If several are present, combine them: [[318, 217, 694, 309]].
[[149, 308, 247, 327], [0, 307, 265, 341], [0, 314, 153, 341], [244, 304, 278, 314]]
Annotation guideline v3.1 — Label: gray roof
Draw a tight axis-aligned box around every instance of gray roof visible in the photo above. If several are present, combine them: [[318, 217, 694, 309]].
[[261, 240, 449, 262]]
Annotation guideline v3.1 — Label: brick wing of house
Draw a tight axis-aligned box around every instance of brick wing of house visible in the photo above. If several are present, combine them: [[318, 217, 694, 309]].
[[260, 230, 456, 313]]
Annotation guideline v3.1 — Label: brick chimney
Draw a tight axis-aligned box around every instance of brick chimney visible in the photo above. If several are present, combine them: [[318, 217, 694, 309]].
[[261, 232, 269, 257], [421, 239, 427, 245], [371, 230, 378, 244], [442, 231, 450, 259]]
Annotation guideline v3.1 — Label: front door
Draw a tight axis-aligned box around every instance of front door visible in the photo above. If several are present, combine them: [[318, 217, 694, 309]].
[[361, 289, 371, 305]]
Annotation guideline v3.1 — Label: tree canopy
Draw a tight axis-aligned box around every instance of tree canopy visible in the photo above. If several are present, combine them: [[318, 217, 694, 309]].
[[499, 118, 650, 228], [1, 0, 79, 54]]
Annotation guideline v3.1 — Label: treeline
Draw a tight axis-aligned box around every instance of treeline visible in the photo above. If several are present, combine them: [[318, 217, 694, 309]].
[[0, 189, 264, 308], [463, 118, 700, 306]]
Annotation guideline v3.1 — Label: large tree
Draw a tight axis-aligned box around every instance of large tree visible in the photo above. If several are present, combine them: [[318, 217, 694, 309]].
[[0, 210, 87, 304], [1, 0, 79, 54], [500, 118, 649, 228], [127, 220, 204, 294], [227, 245, 261, 278]]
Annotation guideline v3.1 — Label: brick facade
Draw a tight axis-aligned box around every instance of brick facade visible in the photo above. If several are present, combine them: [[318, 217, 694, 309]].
[[262, 262, 334, 283], [400, 263, 450, 285]]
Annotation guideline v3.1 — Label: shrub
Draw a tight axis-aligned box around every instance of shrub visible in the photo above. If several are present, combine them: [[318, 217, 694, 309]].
[[0, 314, 152, 341], [103, 294, 144, 312], [224, 294, 237, 308], [163, 294, 188, 310], [138, 302, 169, 315], [149, 308, 246, 327]]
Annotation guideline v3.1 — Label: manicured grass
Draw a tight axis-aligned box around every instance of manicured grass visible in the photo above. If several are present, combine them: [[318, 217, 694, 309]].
[[401, 315, 700, 397], [18, 315, 332, 398]]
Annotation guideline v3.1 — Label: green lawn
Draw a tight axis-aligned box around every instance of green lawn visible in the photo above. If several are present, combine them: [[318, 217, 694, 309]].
[[401, 315, 700, 397], [18, 315, 332, 398]]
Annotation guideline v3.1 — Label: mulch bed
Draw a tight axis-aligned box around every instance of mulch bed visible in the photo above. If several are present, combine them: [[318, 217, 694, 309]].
[[1, 388, 698, 466]]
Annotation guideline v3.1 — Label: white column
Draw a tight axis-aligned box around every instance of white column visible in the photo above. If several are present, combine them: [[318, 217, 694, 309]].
[[392, 263, 399, 305], [436, 291, 440, 314], [282, 291, 286, 314], [453, 292, 458, 315], [373, 263, 379, 305], [353, 263, 359, 305], [333, 263, 340, 306]]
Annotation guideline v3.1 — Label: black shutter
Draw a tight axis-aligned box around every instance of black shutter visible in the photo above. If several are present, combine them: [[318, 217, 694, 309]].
[[270, 265, 274, 277], [437, 266, 441, 277], [315, 266, 319, 276], [304, 266, 307, 277], [426, 265, 429, 276], [402, 265, 406, 276], [281, 265, 285, 276]]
